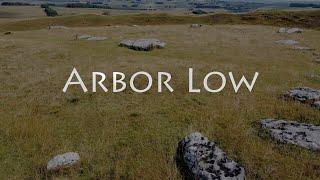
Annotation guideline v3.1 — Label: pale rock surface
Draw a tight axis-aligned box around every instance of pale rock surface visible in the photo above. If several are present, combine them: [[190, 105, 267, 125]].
[[261, 119, 320, 150], [48, 25, 69, 30], [119, 38, 166, 51], [47, 152, 80, 171], [284, 87, 320, 109], [278, 27, 302, 34], [275, 40, 299, 45], [190, 24, 203, 28], [176, 132, 245, 180]]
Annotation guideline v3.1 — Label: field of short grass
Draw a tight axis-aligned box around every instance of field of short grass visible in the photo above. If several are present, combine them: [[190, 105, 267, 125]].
[[0, 9, 320, 179]]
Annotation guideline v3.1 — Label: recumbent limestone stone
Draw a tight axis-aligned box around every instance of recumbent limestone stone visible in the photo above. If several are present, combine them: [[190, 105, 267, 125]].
[[261, 119, 320, 150], [278, 27, 302, 34], [176, 132, 245, 180], [284, 87, 320, 109], [47, 152, 80, 171], [119, 39, 166, 51]]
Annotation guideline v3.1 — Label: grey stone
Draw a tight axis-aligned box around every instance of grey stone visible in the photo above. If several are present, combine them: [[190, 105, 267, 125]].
[[293, 46, 315, 51], [261, 119, 320, 150], [87, 36, 107, 41], [278, 27, 302, 34], [190, 24, 203, 28], [119, 39, 166, 51], [176, 132, 245, 180], [284, 87, 320, 109], [275, 40, 299, 45], [78, 34, 92, 40], [48, 26, 69, 30], [47, 152, 80, 171]]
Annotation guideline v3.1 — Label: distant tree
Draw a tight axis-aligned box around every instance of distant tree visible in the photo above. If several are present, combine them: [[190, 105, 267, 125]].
[[41, 4, 56, 9], [1, 2, 32, 6], [65, 3, 110, 9], [192, 9, 207, 15], [289, 3, 319, 8], [44, 7, 58, 17]]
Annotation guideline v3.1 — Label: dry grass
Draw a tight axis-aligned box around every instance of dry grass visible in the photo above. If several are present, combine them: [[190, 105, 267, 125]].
[[0, 13, 320, 179], [0, 6, 45, 19], [1, 10, 320, 32]]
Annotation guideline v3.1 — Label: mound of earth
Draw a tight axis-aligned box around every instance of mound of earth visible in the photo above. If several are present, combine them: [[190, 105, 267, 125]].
[[261, 119, 320, 150]]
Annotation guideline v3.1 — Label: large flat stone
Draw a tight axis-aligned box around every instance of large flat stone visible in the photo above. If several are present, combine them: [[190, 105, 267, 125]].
[[119, 38, 166, 51], [261, 119, 320, 150], [278, 27, 302, 34], [284, 87, 320, 109], [275, 40, 299, 45], [176, 132, 245, 180]]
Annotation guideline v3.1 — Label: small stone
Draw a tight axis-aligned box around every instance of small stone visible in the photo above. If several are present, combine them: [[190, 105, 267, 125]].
[[190, 24, 202, 28], [275, 40, 299, 45], [47, 152, 80, 171], [87, 36, 107, 41], [176, 132, 245, 180], [261, 119, 320, 150], [78, 34, 92, 40], [293, 46, 315, 51], [278, 27, 302, 34], [48, 25, 69, 30]]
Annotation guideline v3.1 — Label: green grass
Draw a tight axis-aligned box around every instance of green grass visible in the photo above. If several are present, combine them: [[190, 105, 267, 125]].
[[0, 14, 320, 179], [1, 10, 320, 32]]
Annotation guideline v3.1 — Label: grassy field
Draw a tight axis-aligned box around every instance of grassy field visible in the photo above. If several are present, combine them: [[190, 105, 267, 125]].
[[0, 8, 320, 180], [0, 10, 320, 32]]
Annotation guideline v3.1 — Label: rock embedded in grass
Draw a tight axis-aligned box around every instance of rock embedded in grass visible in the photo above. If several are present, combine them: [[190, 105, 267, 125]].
[[293, 46, 315, 51], [87, 36, 107, 41], [47, 152, 80, 171], [284, 87, 320, 109], [76, 35, 107, 41], [119, 39, 166, 51], [78, 34, 92, 40], [176, 132, 245, 180], [275, 40, 299, 45], [48, 25, 69, 30], [278, 27, 303, 34], [261, 119, 320, 150], [190, 24, 203, 28]]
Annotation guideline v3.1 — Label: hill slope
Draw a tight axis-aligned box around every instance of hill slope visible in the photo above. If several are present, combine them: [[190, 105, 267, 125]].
[[0, 10, 320, 31]]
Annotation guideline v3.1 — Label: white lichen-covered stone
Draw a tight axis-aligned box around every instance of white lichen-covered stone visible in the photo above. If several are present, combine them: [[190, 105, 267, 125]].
[[275, 40, 299, 45], [278, 27, 302, 34], [119, 39, 166, 51], [78, 34, 92, 40], [48, 26, 69, 30], [176, 132, 245, 180], [293, 46, 315, 51], [87, 36, 107, 41], [261, 119, 320, 150], [284, 87, 320, 109], [47, 152, 80, 171]]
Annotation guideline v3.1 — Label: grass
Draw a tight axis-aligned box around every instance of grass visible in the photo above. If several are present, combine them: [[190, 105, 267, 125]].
[[0, 11, 320, 179], [1, 10, 320, 32]]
